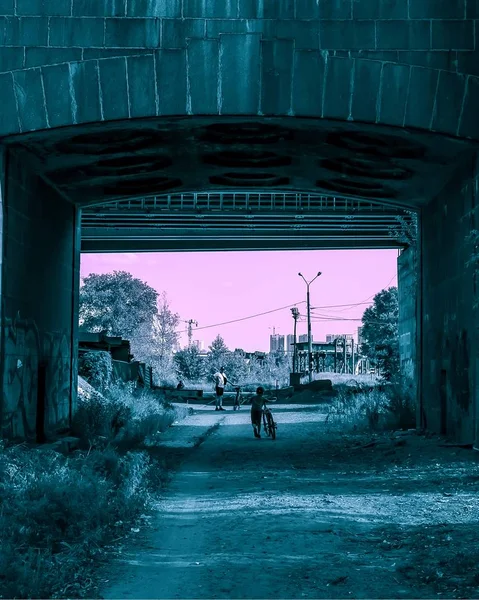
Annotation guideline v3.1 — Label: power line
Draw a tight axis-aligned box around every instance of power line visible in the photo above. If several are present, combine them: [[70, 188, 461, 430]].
[[178, 300, 307, 334], [310, 274, 398, 314]]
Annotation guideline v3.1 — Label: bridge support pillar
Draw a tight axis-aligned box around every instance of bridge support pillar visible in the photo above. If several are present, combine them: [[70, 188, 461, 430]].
[[420, 153, 479, 444], [0, 148, 80, 441]]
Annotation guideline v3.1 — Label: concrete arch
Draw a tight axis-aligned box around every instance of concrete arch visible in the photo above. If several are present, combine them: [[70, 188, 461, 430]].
[[0, 50, 477, 141]]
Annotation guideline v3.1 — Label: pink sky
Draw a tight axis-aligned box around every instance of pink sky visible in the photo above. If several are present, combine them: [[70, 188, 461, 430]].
[[80, 250, 399, 352]]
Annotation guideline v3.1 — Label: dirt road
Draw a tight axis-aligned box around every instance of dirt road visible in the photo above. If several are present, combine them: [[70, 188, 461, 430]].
[[102, 404, 479, 599]]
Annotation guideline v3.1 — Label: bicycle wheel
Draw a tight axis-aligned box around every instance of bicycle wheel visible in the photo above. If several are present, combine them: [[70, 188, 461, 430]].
[[262, 412, 270, 437], [267, 412, 276, 440]]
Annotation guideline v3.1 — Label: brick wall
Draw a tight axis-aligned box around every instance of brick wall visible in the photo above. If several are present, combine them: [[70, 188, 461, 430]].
[[0, 0, 477, 76]]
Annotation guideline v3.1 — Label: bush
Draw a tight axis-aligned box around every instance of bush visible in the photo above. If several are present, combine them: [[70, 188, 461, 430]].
[[0, 444, 151, 599], [72, 382, 177, 449], [0, 380, 191, 599], [78, 351, 113, 392]]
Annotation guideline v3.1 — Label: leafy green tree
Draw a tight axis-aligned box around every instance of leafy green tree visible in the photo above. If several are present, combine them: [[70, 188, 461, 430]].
[[361, 287, 399, 380], [207, 334, 229, 376], [134, 293, 180, 362], [174, 346, 205, 381], [79, 271, 158, 339]]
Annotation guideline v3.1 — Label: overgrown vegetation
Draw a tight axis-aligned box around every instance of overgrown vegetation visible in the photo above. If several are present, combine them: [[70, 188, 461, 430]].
[[0, 441, 154, 599], [78, 350, 113, 392], [325, 375, 416, 432], [0, 380, 188, 598]]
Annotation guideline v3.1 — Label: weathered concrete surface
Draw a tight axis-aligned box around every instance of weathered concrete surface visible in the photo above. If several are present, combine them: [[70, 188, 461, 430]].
[[0, 2, 477, 140], [421, 155, 479, 443], [0, 148, 80, 440]]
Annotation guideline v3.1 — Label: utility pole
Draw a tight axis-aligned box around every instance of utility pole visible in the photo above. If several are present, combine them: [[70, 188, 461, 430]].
[[343, 336, 347, 374], [334, 337, 338, 373], [351, 338, 355, 376], [298, 271, 321, 383], [185, 319, 198, 347], [291, 307, 299, 373]]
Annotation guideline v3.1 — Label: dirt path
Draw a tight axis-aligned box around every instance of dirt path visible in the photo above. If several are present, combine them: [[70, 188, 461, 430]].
[[101, 404, 479, 599]]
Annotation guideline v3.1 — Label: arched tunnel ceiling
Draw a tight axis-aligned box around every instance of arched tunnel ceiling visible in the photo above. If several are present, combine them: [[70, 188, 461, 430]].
[[8, 116, 475, 208], [6, 116, 475, 252]]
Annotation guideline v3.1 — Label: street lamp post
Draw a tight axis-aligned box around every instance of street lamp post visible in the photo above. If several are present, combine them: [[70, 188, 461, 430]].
[[298, 271, 322, 383]]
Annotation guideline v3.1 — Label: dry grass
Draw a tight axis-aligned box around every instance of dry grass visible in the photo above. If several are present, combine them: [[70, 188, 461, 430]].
[[72, 382, 179, 450], [325, 376, 416, 433]]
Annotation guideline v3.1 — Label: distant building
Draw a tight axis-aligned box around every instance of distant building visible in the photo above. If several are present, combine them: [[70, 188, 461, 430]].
[[326, 333, 353, 343], [286, 334, 295, 354], [192, 340, 205, 351], [270, 334, 285, 353], [298, 334, 312, 343]]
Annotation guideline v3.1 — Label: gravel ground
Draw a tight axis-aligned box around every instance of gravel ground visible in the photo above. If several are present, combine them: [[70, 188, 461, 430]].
[[101, 403, 479, 599]]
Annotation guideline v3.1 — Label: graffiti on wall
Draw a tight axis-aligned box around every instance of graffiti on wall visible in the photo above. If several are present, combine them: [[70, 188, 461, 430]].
[[2, 311, 73, 440], [2, 313, 40, 439]]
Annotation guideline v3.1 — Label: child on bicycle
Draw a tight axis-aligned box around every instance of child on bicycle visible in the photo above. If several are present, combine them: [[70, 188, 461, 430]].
[[249, 386, 275, 438]]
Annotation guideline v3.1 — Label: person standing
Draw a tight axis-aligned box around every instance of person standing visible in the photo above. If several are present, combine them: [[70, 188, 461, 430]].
[[213, 366, 227, 411]]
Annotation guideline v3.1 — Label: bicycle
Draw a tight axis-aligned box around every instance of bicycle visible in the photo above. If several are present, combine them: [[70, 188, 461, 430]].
[[262, 399, 277, 440]]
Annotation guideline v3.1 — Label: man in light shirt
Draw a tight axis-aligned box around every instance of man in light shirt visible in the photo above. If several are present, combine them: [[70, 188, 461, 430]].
[[213, 366, 227, 411]]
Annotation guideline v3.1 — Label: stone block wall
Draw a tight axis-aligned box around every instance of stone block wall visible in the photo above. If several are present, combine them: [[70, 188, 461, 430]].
[[0, 0, 476, 77], [421, 153, 479, 443], [0, 148, 80, 440]]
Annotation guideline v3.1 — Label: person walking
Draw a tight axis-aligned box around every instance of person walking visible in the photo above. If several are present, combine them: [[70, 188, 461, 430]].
[[213, 366, 227, 411], [249, 386, 276, 438]]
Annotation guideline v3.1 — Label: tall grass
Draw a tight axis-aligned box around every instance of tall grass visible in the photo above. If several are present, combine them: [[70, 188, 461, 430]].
[[325, 375, 416, 432], [0, 443, 152, 598], [72, 382, 181, 449]]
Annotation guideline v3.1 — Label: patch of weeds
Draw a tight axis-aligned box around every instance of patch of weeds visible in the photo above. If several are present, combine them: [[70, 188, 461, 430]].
[[325, 375, 416, 432], [0, 443, 151, 598], [72, 382, 178, 450]]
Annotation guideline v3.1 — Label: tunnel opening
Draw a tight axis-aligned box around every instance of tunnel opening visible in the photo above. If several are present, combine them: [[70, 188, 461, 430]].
[[0, 115, 477, 445]]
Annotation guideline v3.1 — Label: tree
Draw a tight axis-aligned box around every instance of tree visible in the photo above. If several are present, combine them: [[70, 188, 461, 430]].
[[207, 334, 229, 376], [79, 271, 158, 339], [174, 346, 205, 381], [155, 292, 180, 360], [360, 287, 399, 380], [129, 293, 180, 381]]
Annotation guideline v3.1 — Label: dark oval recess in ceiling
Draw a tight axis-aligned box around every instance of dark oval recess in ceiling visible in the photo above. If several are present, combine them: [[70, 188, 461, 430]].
[[199, 122, 294, 145], [321, 157, 413, 181], [101, 177, 182, 196], [210, 172, 290, 187], [203, 150, 292, 168], [54, 129, 173, 155], [316, 178, 396, 200], [325, 131, 427, 160]]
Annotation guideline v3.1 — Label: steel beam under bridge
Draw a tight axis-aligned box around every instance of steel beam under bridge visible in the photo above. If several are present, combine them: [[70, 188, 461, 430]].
[[81, 191, 414, 253]]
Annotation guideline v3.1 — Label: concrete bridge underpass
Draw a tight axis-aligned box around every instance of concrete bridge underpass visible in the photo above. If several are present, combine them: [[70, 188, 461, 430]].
[[0, 0, 478, 446]]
